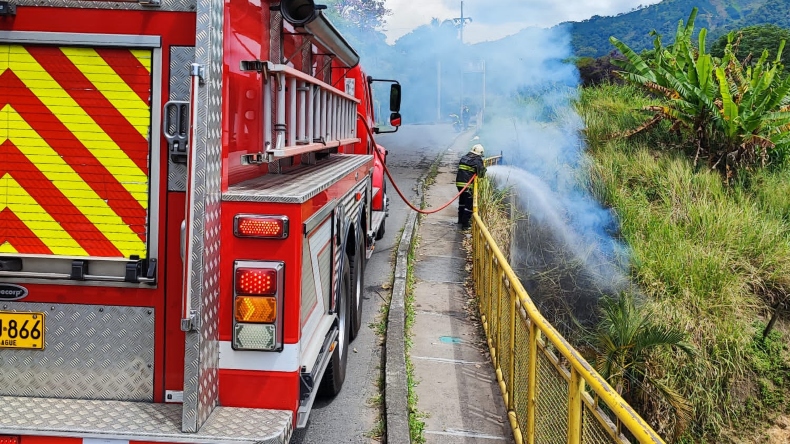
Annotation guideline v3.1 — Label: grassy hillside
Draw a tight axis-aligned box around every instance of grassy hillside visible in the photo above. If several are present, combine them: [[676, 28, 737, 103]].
[[575, 83, 790, 442], [567, 0, 773, 57]]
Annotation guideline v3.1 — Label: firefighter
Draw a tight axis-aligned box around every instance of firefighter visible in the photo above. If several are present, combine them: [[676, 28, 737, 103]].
[[456, 143, 486, 229], [461, 105, 470, 130]]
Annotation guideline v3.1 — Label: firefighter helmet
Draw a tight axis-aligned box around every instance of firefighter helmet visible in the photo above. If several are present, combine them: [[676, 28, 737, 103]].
[[470, 144, 484, 156]]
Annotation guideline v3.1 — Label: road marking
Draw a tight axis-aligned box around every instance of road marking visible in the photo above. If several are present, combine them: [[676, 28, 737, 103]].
[[425, 429, 509, 440], [412, 355, 487, 365]]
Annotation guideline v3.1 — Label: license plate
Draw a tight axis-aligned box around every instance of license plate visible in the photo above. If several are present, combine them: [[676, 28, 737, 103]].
[[0, 311, 45, 349]]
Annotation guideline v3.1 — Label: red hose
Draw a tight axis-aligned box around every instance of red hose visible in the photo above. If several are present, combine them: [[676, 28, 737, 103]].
[[358, 113, 475, 215]]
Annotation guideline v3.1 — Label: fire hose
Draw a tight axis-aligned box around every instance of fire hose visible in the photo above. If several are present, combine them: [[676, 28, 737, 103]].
[[358, 113, 475, 215]]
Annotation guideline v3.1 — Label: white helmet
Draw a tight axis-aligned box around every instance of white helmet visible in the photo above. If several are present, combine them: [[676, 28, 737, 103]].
[[470, 144, 484, 156]]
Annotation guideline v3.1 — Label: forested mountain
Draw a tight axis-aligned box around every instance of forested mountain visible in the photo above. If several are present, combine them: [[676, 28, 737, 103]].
[[567, 0, 789, 57]]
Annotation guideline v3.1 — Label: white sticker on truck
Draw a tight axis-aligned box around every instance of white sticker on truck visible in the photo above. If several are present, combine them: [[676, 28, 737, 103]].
[[84, 439, 129, 444]]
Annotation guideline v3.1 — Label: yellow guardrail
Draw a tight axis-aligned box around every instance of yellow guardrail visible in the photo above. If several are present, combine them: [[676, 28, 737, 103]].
[[483, 154, 503, 167], [470, 178, 665, 444]]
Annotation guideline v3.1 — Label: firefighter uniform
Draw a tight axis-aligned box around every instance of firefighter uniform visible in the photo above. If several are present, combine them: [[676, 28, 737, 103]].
[[456, 144, 486, 229]]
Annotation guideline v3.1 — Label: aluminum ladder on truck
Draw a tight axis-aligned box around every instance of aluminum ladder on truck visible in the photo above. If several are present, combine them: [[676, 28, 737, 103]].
[[239, 60, 362, 165]]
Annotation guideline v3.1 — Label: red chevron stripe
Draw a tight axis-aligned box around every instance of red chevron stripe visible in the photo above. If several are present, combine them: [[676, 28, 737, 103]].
[[0, 208, 52, 255], [0, 70, 147, 243], [96, 47, 152, 104], [27, 46, 150, 173], [0, 140, 123, 257]]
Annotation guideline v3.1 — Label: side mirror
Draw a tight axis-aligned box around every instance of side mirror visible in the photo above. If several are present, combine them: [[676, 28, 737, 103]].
[[368, 77, 402, 134], [390, 112, 402, 127], [389, 84, 401, 113]]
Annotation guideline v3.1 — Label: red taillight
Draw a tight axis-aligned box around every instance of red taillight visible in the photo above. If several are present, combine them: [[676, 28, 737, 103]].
[[234, 215, 288, 239], [235, 268, 277, 295], [0, 436, 19, 444]]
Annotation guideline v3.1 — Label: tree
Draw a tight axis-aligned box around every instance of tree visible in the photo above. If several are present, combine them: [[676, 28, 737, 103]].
[[323, 0, 391, 32], [711, 24, 790, 64]]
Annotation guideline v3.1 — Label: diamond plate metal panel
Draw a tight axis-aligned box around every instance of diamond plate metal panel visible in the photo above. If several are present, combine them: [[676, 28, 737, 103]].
[[301, 37, 312, 75], [182, 0, 223, 433], [223, 154, 372, 203], [12, 0, 196, 11], [0, 396, 292, 443], [0, 303, 154, 401], [168, 46, 195, 192], [270, 10, 282, 63]]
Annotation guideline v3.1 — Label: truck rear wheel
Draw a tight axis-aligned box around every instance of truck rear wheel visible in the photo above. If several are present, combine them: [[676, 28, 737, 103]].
[[350, 234, 364, 341], [319, 253, 351, 397]]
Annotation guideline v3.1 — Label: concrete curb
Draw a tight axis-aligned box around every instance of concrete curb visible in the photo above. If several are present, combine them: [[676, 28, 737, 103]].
[[384, 202, 418, 444]]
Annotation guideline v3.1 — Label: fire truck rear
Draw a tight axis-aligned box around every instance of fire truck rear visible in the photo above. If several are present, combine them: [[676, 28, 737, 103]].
[[0, 0, 401, 441]]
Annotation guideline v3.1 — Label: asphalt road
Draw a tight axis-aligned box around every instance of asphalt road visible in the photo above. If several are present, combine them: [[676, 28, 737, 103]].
[[290, 124, 459, 443]]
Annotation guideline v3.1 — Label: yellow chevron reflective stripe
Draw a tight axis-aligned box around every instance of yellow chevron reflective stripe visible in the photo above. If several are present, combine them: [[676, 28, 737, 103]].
[[0, 173, 88, 256], [5, 45, 148, 208], [3, 105, 147, 257], [131, 49, 152, 73], [60, 47, 150, 139], [0, 242, 18, 254]]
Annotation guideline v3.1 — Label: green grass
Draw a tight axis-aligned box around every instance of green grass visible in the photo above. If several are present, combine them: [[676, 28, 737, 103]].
[[575, 82, 790, 442], [405, 228, 427, 443], [365, 377, 386, 440]]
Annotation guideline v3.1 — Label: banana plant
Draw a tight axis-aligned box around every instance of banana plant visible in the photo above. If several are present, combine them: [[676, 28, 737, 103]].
[[716, 37, 790, 167], [610, 8, 720, 148], [610, 7, 790, 170]]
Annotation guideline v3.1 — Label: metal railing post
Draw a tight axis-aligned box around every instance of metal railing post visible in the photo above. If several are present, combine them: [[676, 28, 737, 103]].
[[568, 368, 584, 444], [473, 176, 478, 214], [508, 282, 516, 411], [527, 320, 538, 444]]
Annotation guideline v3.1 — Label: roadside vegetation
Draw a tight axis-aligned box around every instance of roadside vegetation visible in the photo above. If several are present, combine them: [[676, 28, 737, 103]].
[[474, 8, 790, 443], [575, 10, 790, 442]]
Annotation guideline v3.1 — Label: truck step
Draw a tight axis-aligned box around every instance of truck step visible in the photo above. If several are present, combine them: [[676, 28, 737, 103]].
[[0, 395, 292, 444], [371, 210, 386, 235]]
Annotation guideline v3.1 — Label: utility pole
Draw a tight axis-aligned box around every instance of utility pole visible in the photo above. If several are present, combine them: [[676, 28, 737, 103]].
[[437, 60, 441, 122], [452, 0, 472, 44], [452, 1, 472, 121]]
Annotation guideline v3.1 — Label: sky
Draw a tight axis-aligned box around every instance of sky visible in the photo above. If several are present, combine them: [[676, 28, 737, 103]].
[[382, 0, 662, 44]]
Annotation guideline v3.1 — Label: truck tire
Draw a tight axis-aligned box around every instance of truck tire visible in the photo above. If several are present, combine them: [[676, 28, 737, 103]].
[[319, 253, 351, 397], [350, 234, 364, 341]]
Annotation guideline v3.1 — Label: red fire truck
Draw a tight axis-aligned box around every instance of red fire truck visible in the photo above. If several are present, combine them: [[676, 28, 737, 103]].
[[0, 0, 401, 441]]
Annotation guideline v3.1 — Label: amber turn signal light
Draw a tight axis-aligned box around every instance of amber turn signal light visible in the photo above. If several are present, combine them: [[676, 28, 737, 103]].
[[235, 296, 277, 323]]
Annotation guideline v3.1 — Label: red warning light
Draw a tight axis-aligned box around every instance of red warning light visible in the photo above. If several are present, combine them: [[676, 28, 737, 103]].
[[234, 215, 288, 239], [235, 268, 278, 295]]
